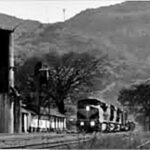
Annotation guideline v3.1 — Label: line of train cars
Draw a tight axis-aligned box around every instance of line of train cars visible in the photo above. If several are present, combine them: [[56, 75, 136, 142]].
[[76, 97, 135, 133]]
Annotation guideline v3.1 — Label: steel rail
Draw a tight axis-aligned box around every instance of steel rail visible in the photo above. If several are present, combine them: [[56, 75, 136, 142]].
[[136, 140, 150, 149]]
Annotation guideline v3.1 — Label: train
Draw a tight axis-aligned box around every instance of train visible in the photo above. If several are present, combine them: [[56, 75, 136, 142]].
[[76, 97, 135, 133]]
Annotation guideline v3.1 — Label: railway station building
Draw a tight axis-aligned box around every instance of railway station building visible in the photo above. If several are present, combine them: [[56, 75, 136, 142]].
[[0, 27, 68, 134], [21, 107, 67, 133]]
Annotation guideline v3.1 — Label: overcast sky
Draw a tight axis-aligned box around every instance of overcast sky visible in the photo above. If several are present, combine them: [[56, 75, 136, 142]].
[[0, 0, 126, 23]]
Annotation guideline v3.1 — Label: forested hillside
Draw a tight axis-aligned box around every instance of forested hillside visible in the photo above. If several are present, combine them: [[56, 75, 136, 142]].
[[1, 1, 150, 105]]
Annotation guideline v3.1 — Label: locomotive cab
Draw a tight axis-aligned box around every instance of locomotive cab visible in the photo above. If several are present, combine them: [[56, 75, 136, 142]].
[[77, 99, 100, 132]]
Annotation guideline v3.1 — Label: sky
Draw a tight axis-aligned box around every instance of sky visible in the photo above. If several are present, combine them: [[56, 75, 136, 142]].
[[0, 0, 126, 23]]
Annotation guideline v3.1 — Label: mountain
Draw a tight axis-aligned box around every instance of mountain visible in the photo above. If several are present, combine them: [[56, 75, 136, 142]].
[[63, 1, 150, 103], [1, 1, 150, 106]]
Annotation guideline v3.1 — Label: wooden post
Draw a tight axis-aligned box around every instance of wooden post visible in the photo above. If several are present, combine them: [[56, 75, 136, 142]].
[[14, 96, 21, 133], [36, 74, 40, 132], [34, 62, 42, 132]]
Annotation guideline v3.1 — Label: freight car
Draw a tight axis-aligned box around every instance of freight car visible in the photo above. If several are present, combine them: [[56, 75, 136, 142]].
[[76, 97, 133, 133]]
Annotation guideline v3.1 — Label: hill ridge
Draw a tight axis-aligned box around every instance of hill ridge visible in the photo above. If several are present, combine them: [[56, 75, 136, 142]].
[[1, 1, 150, 104]]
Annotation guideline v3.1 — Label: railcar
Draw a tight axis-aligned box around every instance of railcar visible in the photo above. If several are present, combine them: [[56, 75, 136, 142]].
[[76, 98, 133, 133]]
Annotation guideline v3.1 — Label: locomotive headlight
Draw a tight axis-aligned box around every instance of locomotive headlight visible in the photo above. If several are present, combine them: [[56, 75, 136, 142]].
[[86, 106, 90, 111], [80, 122, 84, 126], [90, 121, 95, 126]]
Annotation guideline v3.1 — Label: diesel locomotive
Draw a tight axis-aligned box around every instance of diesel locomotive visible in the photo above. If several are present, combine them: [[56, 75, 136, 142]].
[[76, 97, 134, 133]]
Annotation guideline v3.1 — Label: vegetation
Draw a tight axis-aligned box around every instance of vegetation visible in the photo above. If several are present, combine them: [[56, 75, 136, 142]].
[[15, 57, 40, 113], [118, 80, 150, 130], [70, 132, 142, 149], [16, 51, 108, 114]]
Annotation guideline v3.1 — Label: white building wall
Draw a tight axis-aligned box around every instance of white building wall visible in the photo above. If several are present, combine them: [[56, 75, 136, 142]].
[[51, 118, 55, 129], [113, 108, 117, 123], [24, 114, 28, 132], [64, 118, 66, 129]]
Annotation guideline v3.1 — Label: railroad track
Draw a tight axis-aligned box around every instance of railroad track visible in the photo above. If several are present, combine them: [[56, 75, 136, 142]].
[[136, 140, 150, 149], [23, 135, 92, 149], [0, 133, 93, 149], [0, 131, 133, 149], [132, 132, 150, 149]]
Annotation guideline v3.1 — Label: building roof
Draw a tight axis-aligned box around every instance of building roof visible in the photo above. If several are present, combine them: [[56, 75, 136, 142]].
[[21, 107, 66, 118], [0, 27, 13, 32], [21, 107, 36, 115], [40, 107, 66, 118]]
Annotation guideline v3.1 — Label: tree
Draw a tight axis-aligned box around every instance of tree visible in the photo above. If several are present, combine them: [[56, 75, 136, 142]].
[[42, 51, 108, 114], [15, 57, 41, 113], [118, 82, 150, 130], [16, 51, 108, 115]]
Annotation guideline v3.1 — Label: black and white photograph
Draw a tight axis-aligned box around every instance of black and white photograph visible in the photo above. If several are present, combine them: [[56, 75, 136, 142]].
[[0, 0, 149, 149]]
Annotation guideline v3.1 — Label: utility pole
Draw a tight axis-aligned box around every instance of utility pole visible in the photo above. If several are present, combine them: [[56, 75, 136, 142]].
[[9, 31, 14, 133], [34, 61, 42, 132], [34, 63, 50, 132], [9, 21, 26, 133], [63, 8, 66, 21]]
